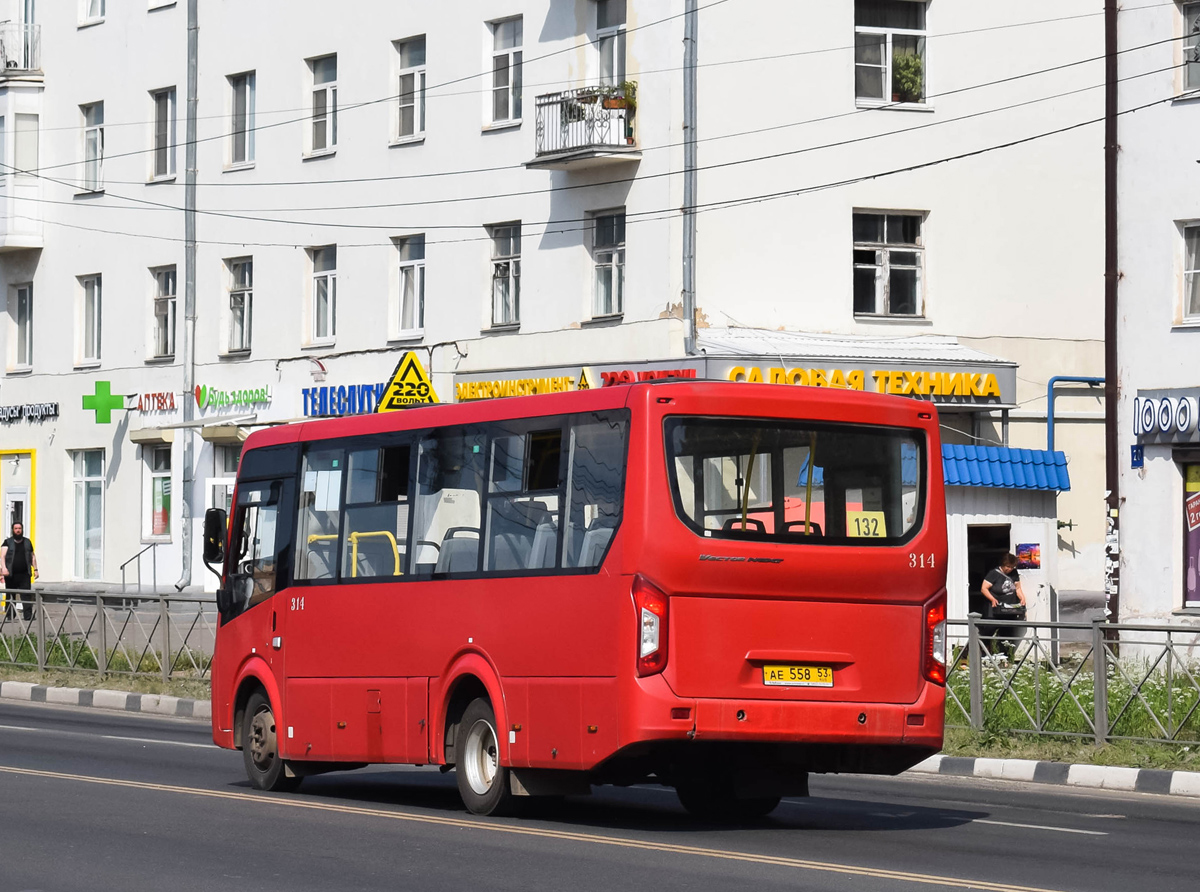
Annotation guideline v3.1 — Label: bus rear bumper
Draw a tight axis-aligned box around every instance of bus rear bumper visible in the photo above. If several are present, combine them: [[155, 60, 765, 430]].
[[616, 673, 943, 777]]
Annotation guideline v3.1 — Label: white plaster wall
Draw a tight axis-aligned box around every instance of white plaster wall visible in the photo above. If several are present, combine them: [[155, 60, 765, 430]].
[[944, 486, 1057, 621]]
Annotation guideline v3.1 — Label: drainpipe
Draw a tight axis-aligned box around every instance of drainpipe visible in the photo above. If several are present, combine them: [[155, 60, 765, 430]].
[[1046, 376, 1104, 453], [175, 0, 198, 592], [681, 0, 697, 355]]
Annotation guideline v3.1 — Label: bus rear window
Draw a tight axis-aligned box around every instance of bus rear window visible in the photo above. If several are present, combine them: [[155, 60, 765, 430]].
[[665, 418, 924, 545]]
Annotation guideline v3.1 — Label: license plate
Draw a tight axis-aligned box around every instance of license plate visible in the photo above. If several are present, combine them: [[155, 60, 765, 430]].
[[763, 664, 834, 687]]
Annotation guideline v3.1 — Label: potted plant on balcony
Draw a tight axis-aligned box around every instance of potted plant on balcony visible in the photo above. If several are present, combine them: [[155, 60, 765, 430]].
[[891, 51, 924, 104]]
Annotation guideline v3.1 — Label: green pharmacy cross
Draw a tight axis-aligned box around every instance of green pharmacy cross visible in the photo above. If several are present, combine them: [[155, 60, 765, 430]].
[[83, 380, 125, 424]]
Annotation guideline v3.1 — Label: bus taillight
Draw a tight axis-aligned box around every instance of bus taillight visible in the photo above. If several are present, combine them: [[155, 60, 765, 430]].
[[923, 594, 947, 685], [633, 575, 669, 677]]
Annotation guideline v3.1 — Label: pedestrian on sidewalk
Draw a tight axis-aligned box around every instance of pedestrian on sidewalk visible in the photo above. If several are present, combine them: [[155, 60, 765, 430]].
[[1, 522, 38, 622], [981, 552, 1027, 659]]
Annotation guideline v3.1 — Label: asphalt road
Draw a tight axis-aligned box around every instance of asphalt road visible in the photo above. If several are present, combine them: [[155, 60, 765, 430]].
[[0, 701, 1196, 892]]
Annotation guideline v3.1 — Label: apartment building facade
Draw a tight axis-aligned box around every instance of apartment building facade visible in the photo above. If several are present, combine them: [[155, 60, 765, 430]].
[[1118, 2, 1200, 624], [0, 0, 1106, 603]]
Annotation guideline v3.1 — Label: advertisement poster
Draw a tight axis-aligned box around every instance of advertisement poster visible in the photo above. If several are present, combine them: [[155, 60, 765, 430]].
[[1015, 543, 1041, 570], [1186, 466, 1200, 606]]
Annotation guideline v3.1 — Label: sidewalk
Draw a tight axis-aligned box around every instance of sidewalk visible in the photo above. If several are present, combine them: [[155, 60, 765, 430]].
[[4, 680, 1200, 798]]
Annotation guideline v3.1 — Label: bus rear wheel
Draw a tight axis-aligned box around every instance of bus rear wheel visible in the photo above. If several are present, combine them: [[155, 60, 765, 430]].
[[242, 690, 301, 793], [676, 781, 780, 821], [455, 698, 514, 816]]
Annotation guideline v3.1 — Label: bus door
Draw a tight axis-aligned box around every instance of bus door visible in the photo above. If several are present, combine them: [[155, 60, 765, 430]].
[[222, 477, 297, 741]]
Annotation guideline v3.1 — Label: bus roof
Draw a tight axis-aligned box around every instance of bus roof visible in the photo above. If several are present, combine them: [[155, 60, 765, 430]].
[[240, 380, 937, 451]]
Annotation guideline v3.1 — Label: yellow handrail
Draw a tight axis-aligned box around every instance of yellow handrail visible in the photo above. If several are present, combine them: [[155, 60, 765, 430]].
[[349, 530, 401, 578], [307, 534, 339, 544]]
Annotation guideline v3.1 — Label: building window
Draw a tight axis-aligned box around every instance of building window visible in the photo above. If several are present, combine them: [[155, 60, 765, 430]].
[[490, 223, 521, 326], [151, 88, 176, 179], [79, 274, 102, 362], [13, 284, 32, 370], [0, 116, 6, 183], [81, 102, 104, 191], [14, 113, 37, 176], [72, 450, 104, 581], [152, 266, 176, 359], [210, 444, 242, 517], [490, 18, 523, 123], [1186, 3, 1200, 92], [396, 235, 425, 335], [227, 257, 253, 353], [230, 72, 255, 165], [145, 444, 172, 539], [311, 246, 337, 341], [597, 0, 627, 86], [396, 37, 426, 139], [593, 211, 625, 317], [81, 0, 104, 24], [855, 1, 926, 104], [853, 212, 924, 316], [310, 55, 338, 153]]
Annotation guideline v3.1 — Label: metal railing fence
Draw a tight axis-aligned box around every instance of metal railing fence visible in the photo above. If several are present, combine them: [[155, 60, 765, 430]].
[[947, 616, 1200, 746], [534, 84, 635, 156], [0, 24, 40, 72], [0, 587, 215, 682]]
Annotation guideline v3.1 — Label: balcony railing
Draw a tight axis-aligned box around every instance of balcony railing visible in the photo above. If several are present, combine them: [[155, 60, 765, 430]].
[[531, 84, 638, 168], [0, 23, 40, 73]]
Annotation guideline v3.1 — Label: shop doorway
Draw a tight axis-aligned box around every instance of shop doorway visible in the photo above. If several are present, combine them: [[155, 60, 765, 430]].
[[967, 524, 1010, 615], [0, 452, 33, 542]]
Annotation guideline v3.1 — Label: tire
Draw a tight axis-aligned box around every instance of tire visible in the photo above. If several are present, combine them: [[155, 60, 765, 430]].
[[676, 780, 780, 821], [242, 690, 302, 793], [455, 698, 514, 816]]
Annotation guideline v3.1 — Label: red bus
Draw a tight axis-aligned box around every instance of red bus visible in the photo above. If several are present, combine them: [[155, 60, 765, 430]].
[[206, 380, 946, 817]]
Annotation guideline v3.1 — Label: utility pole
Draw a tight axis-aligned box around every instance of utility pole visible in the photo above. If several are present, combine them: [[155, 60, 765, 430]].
[[682, 0, 697, 355], [1104, 0, 1120, 622], [176, 0, 198, 591]]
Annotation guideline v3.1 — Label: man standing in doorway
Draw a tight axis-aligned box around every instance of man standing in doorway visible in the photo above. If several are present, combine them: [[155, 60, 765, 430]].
[[2, 522, 38, 621]]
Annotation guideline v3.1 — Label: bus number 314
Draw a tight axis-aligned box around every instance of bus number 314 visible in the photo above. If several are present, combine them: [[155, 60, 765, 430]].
[[290, 597, 305, 611], [909, 553, 935, 569]]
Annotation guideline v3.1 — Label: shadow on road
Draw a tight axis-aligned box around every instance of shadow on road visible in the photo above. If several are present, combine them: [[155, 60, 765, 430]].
[[237, 768, 983, 834]]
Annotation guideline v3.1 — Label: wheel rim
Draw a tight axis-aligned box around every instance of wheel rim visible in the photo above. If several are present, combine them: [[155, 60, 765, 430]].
[[463, 717, 499, 796], [249, 706, 278, 772]]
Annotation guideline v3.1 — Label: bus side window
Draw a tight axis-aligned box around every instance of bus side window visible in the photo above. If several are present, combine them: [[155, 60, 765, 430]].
[[484, 426, 563, 572], [409, 428, 485, 576], [228, 481, 284, 617], [295, 447, 344, 581], [563, 412, 628, 569], [341, 443, 411, 581]]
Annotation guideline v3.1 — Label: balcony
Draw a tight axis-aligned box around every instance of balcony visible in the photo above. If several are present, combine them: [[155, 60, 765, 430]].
[[528, 84, 641, 170], [0, 24, 40, 75]]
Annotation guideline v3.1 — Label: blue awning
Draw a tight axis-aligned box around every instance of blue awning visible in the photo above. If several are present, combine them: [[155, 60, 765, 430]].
[[941, 444, 1070, 492]]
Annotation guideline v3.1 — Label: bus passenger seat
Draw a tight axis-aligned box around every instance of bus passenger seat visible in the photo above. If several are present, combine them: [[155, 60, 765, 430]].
[[578, 526, 614, 568], [526, 522, 558, 570], [435, 531, 480, 574]]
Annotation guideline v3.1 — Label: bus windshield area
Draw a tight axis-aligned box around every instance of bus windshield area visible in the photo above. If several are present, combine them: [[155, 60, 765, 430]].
[[665, 417, 924, 545]]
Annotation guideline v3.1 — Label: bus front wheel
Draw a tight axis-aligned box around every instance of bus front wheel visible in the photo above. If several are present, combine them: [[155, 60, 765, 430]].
[[455, 698, 514, 816], [676, 781, 780, 821], [242, 690, 302, 793]]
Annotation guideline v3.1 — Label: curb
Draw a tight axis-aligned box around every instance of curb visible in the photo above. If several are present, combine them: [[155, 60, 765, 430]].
[[908, 754, 1200, 798], [0, 681, 210, 721]]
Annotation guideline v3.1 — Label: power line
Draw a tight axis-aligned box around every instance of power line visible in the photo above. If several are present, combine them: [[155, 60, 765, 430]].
[[20, 0, 735, 176], [20, 0, 1176, 180], [30, 85, 1188, 253], [9, 60, 1177, 229]]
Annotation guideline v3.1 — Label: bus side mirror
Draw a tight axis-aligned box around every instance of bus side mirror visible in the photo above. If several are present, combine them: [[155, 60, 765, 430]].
[[203, 508, 227, 564]]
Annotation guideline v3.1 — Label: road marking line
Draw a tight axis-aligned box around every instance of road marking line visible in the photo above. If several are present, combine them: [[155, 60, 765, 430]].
[[0, 764, 1072, 892], [974, 819, 1106, 836], [0, 722, 212, 750]]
